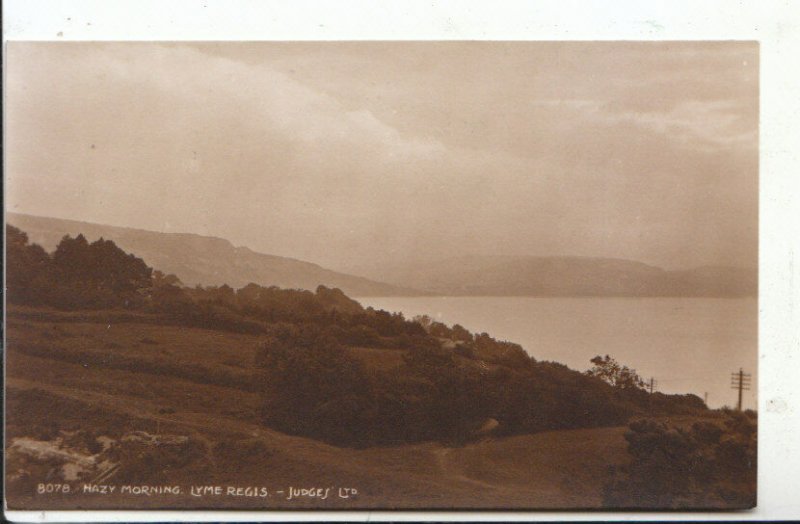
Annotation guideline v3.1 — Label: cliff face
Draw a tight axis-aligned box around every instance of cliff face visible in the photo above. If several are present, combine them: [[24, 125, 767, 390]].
[[6, 213, 422, 297]]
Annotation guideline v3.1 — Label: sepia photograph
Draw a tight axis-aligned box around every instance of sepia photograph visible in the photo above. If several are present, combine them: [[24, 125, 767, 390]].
[[5, 40, 759, 511]]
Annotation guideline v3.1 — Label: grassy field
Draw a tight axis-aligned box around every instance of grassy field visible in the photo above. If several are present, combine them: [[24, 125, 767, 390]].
[[6, 305, 642, 510]]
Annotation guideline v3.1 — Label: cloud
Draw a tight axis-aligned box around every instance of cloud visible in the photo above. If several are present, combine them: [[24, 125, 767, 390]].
[[598, 99, 757, 152], [529, 95, 756, 154], [6, 42, 758, 271]]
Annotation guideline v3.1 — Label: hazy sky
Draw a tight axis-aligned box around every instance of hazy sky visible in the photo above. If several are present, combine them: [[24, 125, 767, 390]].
[[6, 42, 758, 271]]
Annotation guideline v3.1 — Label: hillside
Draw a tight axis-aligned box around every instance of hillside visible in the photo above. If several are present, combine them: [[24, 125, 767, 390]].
[[5, 306, 750, 510], [4, 306, 633, 509], [4, 227, 754, 510], [351, 254, 757, 297], [6, 212, 422, 297]]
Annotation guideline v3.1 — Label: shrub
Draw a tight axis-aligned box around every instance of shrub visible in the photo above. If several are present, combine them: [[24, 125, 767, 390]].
[[603, 414, 756, 509]]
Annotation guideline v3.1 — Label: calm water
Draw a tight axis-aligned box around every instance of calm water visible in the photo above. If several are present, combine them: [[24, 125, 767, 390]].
[[357, 296, 758, 410]]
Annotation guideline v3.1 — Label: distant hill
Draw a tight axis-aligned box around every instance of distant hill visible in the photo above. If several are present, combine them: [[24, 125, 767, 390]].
[[6, 213, 423, 297], [351, 255, 757, 297], [7, 213, 756, 298]]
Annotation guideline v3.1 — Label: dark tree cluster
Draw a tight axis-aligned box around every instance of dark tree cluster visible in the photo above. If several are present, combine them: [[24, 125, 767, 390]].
[[603, 411, 757, 509], [6, 225, 430, 344], [7, 225, 152, 309], [253, 321, 706, 447], [255, 325, 496, 447], [256, 325, 377, 445]]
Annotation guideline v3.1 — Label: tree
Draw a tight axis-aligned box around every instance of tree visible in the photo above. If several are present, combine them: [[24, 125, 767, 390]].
[[152, 270, 183, 288], [149, 271, 194, 314], [203, 284, 236, 306], [5, 225, 53, 305], [255, 325, 374, 445], [399, 345, 490, 442], [52, 235, 152, 293], [412, 314, 433, 331], [47, 234, 153, 308], [586, 355, 645, 390]]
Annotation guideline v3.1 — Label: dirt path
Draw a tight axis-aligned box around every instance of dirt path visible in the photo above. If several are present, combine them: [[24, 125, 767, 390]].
[[7, 378, 460, 491], [431, 447, 495, 490]]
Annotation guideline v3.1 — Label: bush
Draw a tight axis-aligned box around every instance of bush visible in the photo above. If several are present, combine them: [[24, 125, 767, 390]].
[[603, 414, 757, 509]]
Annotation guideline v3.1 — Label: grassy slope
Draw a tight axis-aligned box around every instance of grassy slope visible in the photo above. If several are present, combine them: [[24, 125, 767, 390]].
[[6, 306, 634, 510]]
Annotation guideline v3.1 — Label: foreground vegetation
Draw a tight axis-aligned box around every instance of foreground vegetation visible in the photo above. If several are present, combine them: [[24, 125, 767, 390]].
[[5, 224, 754, 509], [604, 410, 757, 508]]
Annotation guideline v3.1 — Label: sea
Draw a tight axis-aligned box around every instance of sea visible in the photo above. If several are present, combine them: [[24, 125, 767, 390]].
[[356, 296, 758, 410]]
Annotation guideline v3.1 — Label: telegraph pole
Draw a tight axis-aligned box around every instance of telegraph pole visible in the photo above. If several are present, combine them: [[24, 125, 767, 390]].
[[647, 377, 657, 394], [730, 368, 751, 411]]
